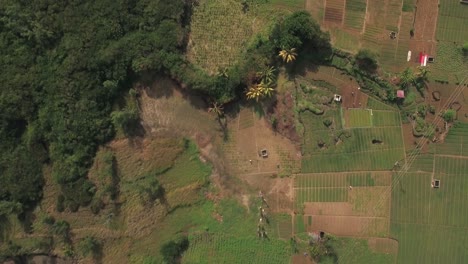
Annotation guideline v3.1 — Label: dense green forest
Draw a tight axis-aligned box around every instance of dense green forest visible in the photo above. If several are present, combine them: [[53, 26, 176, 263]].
[[0, 0, 332, 216], [0, 0, 195, 213]]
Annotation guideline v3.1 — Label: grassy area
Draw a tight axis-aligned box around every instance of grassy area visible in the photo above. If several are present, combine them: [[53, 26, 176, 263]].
[[346, 109, 372, 128], [401, 0, 415, 12], [436, 0, 468, 42], [328, 237, 395, 264], [372, 110, 401, 127]]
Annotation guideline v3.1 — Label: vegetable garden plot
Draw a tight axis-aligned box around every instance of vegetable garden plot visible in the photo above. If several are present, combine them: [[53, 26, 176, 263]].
[[344, 0, 367, 30], [345, 109, 372, 128], [436, 0, 468, 42], [391, 154, 468, 263], [372, 110, 401, 127], [183, 234, 290, 264], [435, 122, 468, 156]]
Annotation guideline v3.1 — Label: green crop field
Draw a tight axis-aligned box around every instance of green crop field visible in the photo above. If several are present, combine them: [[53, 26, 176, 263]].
[[436, 0, 468, 42], [372, 110, 401, 127], [294, 172, 390, 208], [344, 0, 367, 30], [346, 109, 372, 128], [182, 234, 290, 263], [435, 122, 468, 156], [389, 122, 468, 263]]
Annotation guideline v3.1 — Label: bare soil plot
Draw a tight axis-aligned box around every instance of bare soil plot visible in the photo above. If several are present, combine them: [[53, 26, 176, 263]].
[[306, 215, 388, 237], [304, 202, 352, 215], [324, 0, 345, 25]]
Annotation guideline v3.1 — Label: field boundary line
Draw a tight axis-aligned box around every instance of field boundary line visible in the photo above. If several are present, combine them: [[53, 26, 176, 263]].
[[295, 170, 391, 175], [399, 111, 407, 162], [304, 214, 388, 220], [390, 221, 468, 230], [433, 154, 468, 160], [293, 185, 390, 190]]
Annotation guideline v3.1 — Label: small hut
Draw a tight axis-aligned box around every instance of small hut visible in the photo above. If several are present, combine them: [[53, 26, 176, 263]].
[[397, 90, 405, 99]]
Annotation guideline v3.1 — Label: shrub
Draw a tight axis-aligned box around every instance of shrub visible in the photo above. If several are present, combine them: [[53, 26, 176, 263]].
[[443, 109, 456, 122], [56, 195, 65, 212], [463, 42, 468, 55], [160, 236, 189, 264], [78, 236, 101, 257]]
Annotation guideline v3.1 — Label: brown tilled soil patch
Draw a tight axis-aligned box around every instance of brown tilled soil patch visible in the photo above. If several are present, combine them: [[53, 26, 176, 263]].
[[402, 122, 416, 151], [238, 173, 294, 213], [368, 237, 399, 255], [304, 202, 352, 215], [324, 0, 345, 25], [307, 215, 388, 237], [339, 83, 368, 109], [412, 0, 439, 42]]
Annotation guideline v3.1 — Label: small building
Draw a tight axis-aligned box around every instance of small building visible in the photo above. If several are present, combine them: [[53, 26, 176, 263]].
[[397, 90, 405, 98], [432, 179, 440, 188], [334, 94, 342, 102], [419, 52, 428, 67], [260, 149, 268, 158]]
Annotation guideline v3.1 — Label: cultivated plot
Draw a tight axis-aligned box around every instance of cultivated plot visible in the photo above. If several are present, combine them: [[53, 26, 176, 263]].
[[436, 0, 468, 42], [390, 123, 468, 263], [294, 172, 392, 237], [301, 109, 405, 173]]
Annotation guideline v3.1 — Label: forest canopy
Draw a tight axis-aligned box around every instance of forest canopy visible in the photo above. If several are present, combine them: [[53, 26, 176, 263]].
[[0, 0, 190, 210], [0, 1, 330, 213]]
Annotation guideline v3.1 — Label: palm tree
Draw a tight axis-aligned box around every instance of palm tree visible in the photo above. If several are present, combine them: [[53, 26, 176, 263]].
[[217, 67, 229, 78], [246, 84, 264, 102], [258, 82, 274, 98], [208, 101, 224, 118], [279, 48, 297, 63], [257, 66, 276, 85], [246, 82, 275, 101], [399, 67, 416, 89]]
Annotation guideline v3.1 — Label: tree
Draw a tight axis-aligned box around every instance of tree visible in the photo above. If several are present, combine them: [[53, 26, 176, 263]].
[[355, 49, 378, 73], [208, 102, 224, 118], [246, 82, 275, 102], [271, 11, 329, 51], [52, 220, 70, 242], [78, 236, 101, 258], [257, 66, 276, 85], [399, 67, 416, 89], [442, 109, 456, 123], [160, 236, 189, 264], [279, 48, 297, 63]]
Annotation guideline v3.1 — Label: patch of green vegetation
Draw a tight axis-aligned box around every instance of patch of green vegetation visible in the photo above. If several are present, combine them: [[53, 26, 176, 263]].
[[432, 42, 468, 83], [182, 234, 290, 263], [347, 109, 372, 128], [344, 0, 367, 30], [367, 97, 397, 111], [402, 0, 415, 12], [329, 237, 395, 263], [391, 167, 468, 263]]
